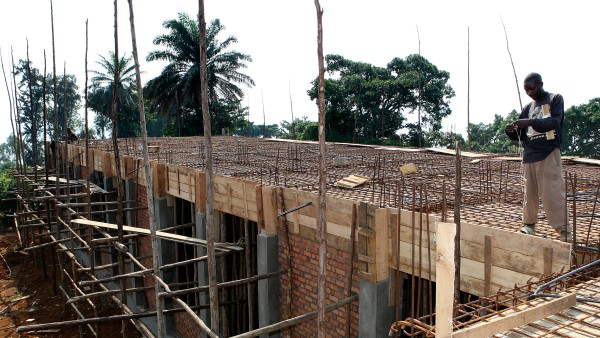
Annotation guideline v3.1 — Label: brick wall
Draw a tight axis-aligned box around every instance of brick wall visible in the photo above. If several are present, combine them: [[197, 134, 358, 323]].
[[283, 232, 361, 337]]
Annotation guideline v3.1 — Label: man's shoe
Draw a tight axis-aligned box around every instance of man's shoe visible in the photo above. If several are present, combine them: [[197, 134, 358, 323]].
[[556, 227, 572, 243], [519, 224, 535, 235]]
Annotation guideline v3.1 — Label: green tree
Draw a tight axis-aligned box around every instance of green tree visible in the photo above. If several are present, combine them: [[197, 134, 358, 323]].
[[88, 52, 140, 138], [307, 54, 454, 146], [468, 110, 520, 154], [13, 60, 81, 164], [145, 14, 254, 135], [563, 98, 600, 158], [278, 116, 314, 139]]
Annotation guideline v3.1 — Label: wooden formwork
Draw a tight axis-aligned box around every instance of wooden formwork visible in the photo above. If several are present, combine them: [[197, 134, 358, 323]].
[[69, 143, 573, 297]]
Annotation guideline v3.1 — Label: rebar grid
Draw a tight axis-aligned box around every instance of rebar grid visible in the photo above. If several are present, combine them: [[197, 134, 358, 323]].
[[390, 259, 600, 337], [76, 136, 600, 248]]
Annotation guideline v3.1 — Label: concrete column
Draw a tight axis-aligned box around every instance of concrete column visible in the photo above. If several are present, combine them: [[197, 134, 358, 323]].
[[73, 163, 81, 180], [102, 177, 117, 224], [358, 278, 395, 338], [257, 230, 280, 338], [154, 195, 177, 334], [195, 211, 210, 337], [124, 179, 137, 226]]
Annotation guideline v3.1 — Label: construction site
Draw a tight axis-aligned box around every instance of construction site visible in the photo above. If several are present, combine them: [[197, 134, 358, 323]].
[[3, 135, 600, 337]]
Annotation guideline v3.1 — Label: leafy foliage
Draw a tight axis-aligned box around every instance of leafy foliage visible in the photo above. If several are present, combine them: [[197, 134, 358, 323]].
[[0, 162, 15, 228], [563, 98, 600, 158], [145, 14, 254, 136], [88, 52, 140, 138], [467, 110, 520, 154], [13, 60, 81, 165], [278, 116, 314, 139]]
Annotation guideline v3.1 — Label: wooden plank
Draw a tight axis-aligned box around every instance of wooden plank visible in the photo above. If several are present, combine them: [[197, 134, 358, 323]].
[[484, 235, 492, 296], [435, 222, 456, 338], [71, 219, 241, 252], [333, 174, 369, 188], [195, 172, 206, 212], [544, 247, 553, 276], [102, 152, 112, 177], [460, 221, 570, 265], [452, 294, 576, 338], [262, 186, 277, 235], [152, 162, 166, 197], [459, 239, 567, 278], [255, 185, 264, 231], [375, 208, 389, 281]]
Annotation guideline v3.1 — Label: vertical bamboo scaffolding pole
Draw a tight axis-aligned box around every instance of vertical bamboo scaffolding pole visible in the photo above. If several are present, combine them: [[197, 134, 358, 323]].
[[314, 1, 327, 336], [0, 50, 20, 171], [109, 1, 128, 335], [26, 40, 38, 183], [126, 0, 164, 335], [198, 0, 220, 332], [11, 49, 27, 187], [454, 141, 462, 303]]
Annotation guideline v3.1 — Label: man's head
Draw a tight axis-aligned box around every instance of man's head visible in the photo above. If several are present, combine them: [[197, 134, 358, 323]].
[[523, 72, 545, 100]]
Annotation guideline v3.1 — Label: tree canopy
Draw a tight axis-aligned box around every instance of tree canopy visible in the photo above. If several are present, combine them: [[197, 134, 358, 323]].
[[563, 98, 600, 158], [88, 52, 140, 138], [307, 54, 455, 146], [145, 13, 254, 136]]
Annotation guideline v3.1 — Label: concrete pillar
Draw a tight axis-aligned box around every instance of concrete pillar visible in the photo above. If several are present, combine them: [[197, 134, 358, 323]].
[[73, 164, 81, 180], [102, 177, 117, 224], [257, 230, 280, 338], [124, 179, 137, 227], [358, 279, 395, 338], [155, 195, 177, 334], [195, 211, 210, 337]]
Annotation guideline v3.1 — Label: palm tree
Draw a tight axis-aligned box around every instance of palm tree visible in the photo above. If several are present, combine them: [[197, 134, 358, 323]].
[[145, 13, 254, 135], [89, 52, 140, 138]]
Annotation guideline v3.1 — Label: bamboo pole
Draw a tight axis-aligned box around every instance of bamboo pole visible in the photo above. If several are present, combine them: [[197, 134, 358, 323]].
[[467, 27, 470, 143], [158, 270, 286, 300], [454, 141, 462, 303], [500, 15, 523, 111], [345, 204, 358, 338], [244, 219, 253, 330], [0, 49, 20, 170], [11, 49, 27, 185], [109, 2, 128, 336], [198, 0, 219, 332], [230, 295, 358, 338], [26, 40, 38, 183], [313, 1, 327, 336], [43, 51, 48, 183]]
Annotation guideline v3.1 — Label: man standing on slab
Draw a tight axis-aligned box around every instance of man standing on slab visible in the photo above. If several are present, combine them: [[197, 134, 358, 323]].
[[505, 72, 571, 242]]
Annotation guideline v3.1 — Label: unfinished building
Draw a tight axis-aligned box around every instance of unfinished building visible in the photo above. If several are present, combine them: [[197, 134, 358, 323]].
[[10, 136, 600, 337]]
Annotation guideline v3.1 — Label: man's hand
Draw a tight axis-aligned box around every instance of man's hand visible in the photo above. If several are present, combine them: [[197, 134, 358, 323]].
[[505, 123, 517, 133], [511, 119, 533, 129]]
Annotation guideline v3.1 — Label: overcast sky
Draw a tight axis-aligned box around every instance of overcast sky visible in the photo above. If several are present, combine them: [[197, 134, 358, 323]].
[[1, 0, 599, 144]]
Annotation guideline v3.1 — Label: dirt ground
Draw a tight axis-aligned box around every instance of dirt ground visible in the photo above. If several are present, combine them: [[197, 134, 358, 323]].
[[0, 227, 142, 338]]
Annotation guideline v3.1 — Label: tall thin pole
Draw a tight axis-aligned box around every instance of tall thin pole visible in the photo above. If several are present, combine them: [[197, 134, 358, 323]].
[[126, 0, 165, 335], [453, 141, 462, 303], [288, 80, 294, 139], [50, 0, 60, 217], [43, 51, 48, 183], [261, 89, 266, 137], [467, 27, 470, 143], [110, 2, 127, 336], [314, 1, 327, 337], [11, 49, 27, 176], [416, 26, 423, 148], [84, 21, 91, 220], [0, 50, 19, 169], [26, 40, 38, 182], [501, 15, 523, 111], [198, 0, 220, 332]]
